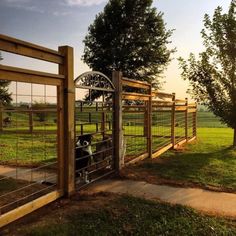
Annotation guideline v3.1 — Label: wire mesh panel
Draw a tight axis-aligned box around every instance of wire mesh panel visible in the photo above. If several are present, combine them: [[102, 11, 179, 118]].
[[74, 72, 115, 189], [123, 104, 148, 163], [121, 78, 151, 164], [175, 110, 186, 144], [151, 92, 174, 156], [188, 112, 194, 139], [0, 80, 58, 215], [152, 107, 172, 153]]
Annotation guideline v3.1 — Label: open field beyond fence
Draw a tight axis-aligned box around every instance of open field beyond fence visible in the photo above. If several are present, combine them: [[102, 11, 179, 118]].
[[0, 111, 219, 166], [123, 111, 236, 192]]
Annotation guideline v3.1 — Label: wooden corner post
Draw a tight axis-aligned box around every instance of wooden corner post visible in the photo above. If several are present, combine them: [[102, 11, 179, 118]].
[[171, 93, 176, 147], [0, 101, 3, 132], [112, 71, 123, 172], [148, 84, 152, 158], [185, 98, 188, 141], [58, 46, 75, 196], [193, 103, 197, 138]]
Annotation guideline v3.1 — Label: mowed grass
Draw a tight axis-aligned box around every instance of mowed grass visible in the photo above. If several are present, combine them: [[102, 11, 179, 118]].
[[128, 127, 236, 191], [7, 195, 236, 236], [0, 133, 57, 166]]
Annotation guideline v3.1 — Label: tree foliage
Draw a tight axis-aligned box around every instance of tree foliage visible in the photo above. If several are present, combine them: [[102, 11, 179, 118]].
[[32, 101, 52, 122], [179, 0, 236, 145], [0, 52, 12, 105], [82, 0, 174, 88]]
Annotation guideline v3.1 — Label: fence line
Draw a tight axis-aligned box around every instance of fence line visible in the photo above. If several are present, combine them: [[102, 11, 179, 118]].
[[115, 75, 197, 165], [0, 34, 197, 227]]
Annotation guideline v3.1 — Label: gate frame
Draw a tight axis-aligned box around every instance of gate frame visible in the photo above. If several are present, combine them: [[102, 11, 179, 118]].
[[74, 70, 118, 185]]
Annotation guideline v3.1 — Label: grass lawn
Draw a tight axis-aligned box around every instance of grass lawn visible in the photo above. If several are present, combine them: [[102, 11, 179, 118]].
[[2, 193, 236, 236], [123, 127, 236, 191], [0, 133, 57, 166]]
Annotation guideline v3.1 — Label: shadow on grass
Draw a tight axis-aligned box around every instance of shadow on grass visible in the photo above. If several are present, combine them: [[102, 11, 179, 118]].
[[18, 195, 236, 236], [137, 146, 236, 190]]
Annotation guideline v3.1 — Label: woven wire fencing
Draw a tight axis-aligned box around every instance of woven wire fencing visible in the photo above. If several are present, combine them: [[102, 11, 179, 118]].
[[0, 81, 58, 215], [123, 103, 148, 163], [152, 106, 172, 154]]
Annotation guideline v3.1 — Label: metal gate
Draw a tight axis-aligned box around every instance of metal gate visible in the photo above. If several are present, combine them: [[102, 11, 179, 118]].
[[74, 72, 115, 189]]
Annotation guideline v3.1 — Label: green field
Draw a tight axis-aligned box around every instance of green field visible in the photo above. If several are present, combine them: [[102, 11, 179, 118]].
[[197, 111, 227, 128]]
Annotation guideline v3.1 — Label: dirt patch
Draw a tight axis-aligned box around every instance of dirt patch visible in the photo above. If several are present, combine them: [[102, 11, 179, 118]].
[[0, 176, 56, 214], [0, 191, 117, 236]]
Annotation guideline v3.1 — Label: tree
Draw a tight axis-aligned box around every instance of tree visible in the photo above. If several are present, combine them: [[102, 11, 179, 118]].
[[179, 0, 236, 147], [32, 101, 49, 122], [82, 0, 174, 89], [0, 52, 12, 105]]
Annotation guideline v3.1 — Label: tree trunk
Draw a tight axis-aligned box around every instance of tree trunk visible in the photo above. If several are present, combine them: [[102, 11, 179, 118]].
[[234, 128, 236, 148]]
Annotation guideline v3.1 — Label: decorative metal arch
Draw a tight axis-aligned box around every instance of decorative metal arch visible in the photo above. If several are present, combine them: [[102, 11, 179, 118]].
[[74, 71, 115, 92]]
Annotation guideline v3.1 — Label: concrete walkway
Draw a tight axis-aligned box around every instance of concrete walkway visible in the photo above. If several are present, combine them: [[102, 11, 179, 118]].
[[0, 165, 57, 183], [89, 180, 236, 218]]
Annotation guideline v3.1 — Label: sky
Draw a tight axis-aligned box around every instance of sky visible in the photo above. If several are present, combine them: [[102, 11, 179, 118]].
[[0, 0, 232, 100]]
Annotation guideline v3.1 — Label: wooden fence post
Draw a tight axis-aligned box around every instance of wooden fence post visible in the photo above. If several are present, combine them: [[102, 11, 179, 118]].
[[193, 103, 197, 137], [29, 108, 33, 133], [171, 93, 176, 147], [148, 84, 152, 158], [185, 98, 188, 141], [112, 71, 123, 171], [144, 102, 148, 138], [0, 101, 3, 132], [58, 46, 75, 196]]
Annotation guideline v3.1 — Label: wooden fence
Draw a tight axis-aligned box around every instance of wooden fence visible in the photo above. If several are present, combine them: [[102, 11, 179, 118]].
[[113, 72, 197, 166], [0, 35, 197, 227], [0, 34, 75, 227]]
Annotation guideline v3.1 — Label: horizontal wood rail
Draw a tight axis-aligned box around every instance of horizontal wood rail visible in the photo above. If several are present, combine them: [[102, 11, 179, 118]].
[[122, 77, 151, 90], [152, 143, 173, 159], [152, 99, 174, 103], [175, 106, 187, 111], [152, 105, 173, 108], [0, 34, 63, 64], [0, 190, 63, 228], [188, 103, 197, 107], [122, 92, 150, 101], [122, 105, 146, 108], [187, 136, 197, 143], [123, 110, 146, 113], [125, 153, 149, 166], [174, 139, 187, 149], [3, 108, 57, 113], [0, 65, 64, 86], [175, 99, 186, 103], [1, 130, 57, 134], [188, 108, 197, 113]]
